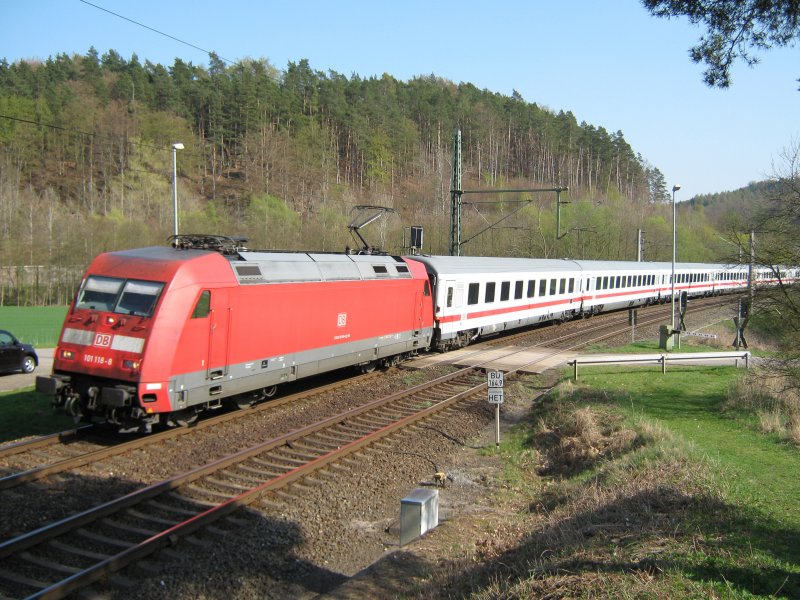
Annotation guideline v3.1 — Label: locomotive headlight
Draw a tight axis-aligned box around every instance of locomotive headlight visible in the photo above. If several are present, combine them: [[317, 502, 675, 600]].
[[123, 359, 141, 371], [60, 349, 75, 360], [105, 316, 116, 325]]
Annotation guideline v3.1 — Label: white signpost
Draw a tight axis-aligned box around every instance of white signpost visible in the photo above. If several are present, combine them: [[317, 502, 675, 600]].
[[488, 371, 504, 447]]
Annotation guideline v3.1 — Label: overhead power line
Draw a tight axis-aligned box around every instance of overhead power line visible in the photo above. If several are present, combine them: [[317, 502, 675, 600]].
[[78, 0, 235, 65], [0, 113, 190, 156]]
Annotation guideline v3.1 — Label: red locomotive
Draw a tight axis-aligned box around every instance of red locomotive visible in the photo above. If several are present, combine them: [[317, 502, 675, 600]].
[[36, 235, 434, 432]]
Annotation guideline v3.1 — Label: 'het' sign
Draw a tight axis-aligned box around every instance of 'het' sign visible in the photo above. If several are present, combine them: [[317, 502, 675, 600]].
[[488, 370, 504, 404]]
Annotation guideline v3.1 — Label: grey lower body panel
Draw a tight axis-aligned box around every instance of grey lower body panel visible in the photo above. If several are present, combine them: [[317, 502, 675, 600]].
[[169, 328, 432, 410]]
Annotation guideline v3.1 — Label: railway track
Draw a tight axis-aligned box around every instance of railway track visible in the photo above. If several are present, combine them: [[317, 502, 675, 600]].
[[0, 295, 735, 495], [0, 295, 741, 599], [0, 372, 383, 494], [0, 365, 494, 599]]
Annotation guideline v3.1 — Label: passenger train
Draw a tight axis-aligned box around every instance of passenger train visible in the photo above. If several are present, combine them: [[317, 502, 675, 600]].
[[35, 235, 790, 431]]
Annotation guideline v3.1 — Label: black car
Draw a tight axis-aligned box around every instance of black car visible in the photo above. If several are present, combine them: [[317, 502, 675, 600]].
[[0, 329, 38, 374]]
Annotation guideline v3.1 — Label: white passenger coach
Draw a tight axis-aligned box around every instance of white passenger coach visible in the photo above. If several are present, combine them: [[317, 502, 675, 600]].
[[409, 256, 775, 351]]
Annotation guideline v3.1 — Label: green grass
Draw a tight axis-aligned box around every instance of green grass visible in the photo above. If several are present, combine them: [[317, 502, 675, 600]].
[[584, 339, 740, 355], [0, 305, 68, 346], [462, 354, 800, 598], [0, 388, 76, 442], [571, 365, 800, 597], [585, 367, 800, 516]]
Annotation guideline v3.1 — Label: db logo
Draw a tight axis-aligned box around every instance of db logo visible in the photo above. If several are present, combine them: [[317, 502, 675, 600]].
[[337, 313, 347, 328], [93, 333, 112, 347]]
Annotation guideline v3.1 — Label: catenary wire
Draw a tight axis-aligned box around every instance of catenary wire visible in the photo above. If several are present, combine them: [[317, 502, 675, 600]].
[[78, 0, 235, 65]]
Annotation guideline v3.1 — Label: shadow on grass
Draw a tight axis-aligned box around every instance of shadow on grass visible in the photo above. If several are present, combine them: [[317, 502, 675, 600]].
[[0, 389, 75, 443], [421, 479, 800, 598]]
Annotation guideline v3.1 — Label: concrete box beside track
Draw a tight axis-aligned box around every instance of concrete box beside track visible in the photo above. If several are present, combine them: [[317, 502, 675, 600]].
[[400, 488, 439, 546]]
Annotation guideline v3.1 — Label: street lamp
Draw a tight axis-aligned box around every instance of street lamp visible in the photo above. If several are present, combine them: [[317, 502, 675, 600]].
[[172, 142, 184, 237], [671, 184, 681, 332]]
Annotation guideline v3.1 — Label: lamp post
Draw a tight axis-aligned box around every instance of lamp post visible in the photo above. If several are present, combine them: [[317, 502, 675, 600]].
[[671, 184, 681, 332], [172, 142, 184, 237]]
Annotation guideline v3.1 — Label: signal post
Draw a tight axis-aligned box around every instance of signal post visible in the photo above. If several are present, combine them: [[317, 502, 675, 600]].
[[488, 370, 504, 448]]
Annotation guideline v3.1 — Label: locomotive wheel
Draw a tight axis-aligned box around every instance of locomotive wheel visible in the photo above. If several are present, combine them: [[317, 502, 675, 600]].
[[263, 385, 278, 398], [171, 409, 198, 426], [236, 396, 256, 410], [65, 395, 83, 419]]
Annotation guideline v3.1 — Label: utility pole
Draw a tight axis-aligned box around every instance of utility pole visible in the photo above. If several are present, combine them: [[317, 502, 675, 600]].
[[449, 130, 463, 256], [449, 129, 567, 254], [637, 229, 643, 262]]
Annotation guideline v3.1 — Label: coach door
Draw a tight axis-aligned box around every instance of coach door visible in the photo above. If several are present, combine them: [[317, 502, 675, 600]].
[[206, 289, 231, 384], [444, 280, 465, 328]]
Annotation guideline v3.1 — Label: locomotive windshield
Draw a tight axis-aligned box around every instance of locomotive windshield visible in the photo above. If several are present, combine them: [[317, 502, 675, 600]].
[[76, 276, 164, 317]]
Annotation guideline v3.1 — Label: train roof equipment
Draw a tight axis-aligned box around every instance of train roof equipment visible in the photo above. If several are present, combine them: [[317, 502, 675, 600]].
[[347, 205, 395, 255]]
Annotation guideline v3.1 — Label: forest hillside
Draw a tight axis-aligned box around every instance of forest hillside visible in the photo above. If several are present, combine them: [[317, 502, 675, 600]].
[[0, 49, 763, 304]]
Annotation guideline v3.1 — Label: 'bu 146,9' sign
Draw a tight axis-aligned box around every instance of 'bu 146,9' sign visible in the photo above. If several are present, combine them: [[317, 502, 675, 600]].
[[488, 370, 504, 404]]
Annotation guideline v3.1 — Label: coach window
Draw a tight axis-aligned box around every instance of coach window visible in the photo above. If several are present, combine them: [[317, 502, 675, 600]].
[[191, 290, 211, 318], [446, 287, 454, 308], [568, 278, 575, 293], [549, 278, 557, 295], [559, 278, 566, 294], [527, 280, 536, 298], [500, 281, 510, 301], [539, 279, 547, 296], [485, 282, 496, 303], [467, 283, 480, 305], [515, 280, 524, 299]]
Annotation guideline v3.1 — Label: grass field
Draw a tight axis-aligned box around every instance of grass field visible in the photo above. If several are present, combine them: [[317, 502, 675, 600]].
[[479, 362, 800, 598], [0, 306, 68, 347], [0, 388, 75, 441]]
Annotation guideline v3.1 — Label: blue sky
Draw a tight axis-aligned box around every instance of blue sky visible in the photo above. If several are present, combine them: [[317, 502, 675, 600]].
[[3, 0, 798, 198]]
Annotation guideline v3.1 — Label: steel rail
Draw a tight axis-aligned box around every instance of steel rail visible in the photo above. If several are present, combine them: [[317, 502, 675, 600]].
[[0, 295, 733, 487], [0, 371, 381, 490], [0, 296, 737, 598], [0, 369, 489, 599], [0, 426, 93, 459]]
